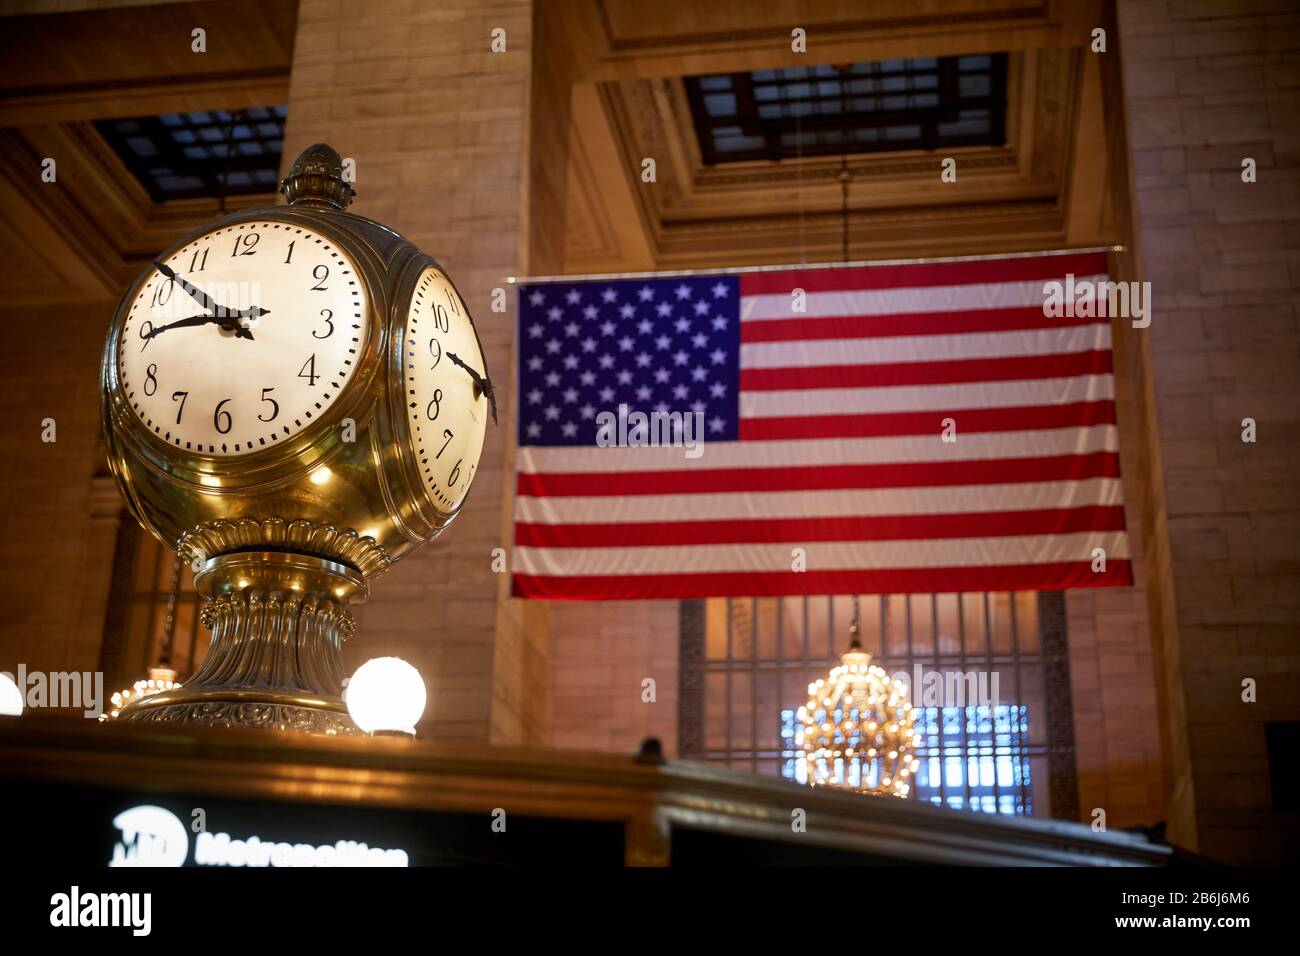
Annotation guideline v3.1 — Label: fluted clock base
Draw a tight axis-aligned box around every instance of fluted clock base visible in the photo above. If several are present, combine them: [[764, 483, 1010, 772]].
[[119, 550, 367, 735]]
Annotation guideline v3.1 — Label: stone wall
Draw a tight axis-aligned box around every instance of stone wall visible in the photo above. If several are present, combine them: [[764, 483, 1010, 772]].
[[1118, 0, 1300, 863], [0, 301, 120, 705], [546, 601, 679, 754]]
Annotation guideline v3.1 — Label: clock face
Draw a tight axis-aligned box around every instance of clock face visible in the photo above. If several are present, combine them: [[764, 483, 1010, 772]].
[[404, 266, 487, 511], [117, 220, 369, 457]]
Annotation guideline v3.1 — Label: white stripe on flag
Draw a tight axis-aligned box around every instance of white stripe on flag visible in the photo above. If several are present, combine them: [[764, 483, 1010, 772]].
[[515, 477, 1126, 525], [739, 374, 1114, 418], [739, 324, 1111, 369], [739, 274, 1107, 320], [514, 531, 1129, 576], [517, 425, 1118, 475]]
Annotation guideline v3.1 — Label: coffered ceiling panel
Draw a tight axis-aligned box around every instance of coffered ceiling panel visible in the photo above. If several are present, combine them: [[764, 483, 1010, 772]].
[[562, 44, 1097, 273]]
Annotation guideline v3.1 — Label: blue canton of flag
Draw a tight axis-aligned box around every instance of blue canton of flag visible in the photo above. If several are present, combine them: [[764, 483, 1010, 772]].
[[517, 275, 741, 446]]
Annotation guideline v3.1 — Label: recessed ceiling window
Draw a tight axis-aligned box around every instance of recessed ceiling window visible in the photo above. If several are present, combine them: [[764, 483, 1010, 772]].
[[684, 55, 1007, 165], [95, 106, 288, 202]]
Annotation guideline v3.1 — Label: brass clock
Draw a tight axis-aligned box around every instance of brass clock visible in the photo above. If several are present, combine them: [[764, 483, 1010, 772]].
[[118, 220, 372, 458], [101, 144, 495, 733]]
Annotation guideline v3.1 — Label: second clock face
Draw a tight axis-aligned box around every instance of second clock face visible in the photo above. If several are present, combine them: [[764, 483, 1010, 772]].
[[404, 266, 487, 512], [117, 219, 369, 457]]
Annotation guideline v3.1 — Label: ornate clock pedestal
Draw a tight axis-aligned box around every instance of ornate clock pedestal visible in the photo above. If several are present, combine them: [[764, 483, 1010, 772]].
[[102, 143, 491, 735], [119, 518, 389, 734]]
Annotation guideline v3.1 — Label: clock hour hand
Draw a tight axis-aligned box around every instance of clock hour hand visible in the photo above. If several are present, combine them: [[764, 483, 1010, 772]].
[[446, 351, 498, 424], [152, 259, 270, 320], [145, 313, 255, 341]]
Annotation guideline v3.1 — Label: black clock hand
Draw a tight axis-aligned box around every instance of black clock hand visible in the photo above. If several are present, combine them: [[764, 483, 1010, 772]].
[[145, 313, 255, 341], [446, 351, 498, 424], [152, 259, 270, 320], [154, 259, 217, 314], [146, 314, 216, 337]]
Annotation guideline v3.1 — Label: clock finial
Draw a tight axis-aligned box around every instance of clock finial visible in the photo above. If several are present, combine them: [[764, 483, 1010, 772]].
[[280, 142, 355, 211]]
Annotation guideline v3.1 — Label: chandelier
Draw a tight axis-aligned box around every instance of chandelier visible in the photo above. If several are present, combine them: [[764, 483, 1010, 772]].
[[796, 596, 920, 797], [100, 664, 181, 721]]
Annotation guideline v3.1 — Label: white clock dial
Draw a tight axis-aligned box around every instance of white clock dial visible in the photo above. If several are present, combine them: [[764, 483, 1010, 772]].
[[118, 220, 369, 456], [404, 266, 487, 511]]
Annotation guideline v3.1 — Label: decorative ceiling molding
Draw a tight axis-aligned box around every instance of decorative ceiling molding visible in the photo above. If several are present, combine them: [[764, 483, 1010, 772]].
[[564, 43, 1090, 274], [593, 0, 1055, 53], [0, 126, 122, 302], [0, 1, 295, 305], [576, 0, 1098, 82], [1030, 47, 1080, 186], [0, 0, 296, 123], [649, 198, 1067, 269], [563, 129, 624, 267], [693, 152, 1022, 189], [0, 69, 290, 126], [0, 123, 272, 305]]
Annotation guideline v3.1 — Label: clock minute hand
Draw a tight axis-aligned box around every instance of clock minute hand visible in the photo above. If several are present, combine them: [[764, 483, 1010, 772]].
[[446, 351, 498, 425], [154, 259, 217, 314], [152, 259, 271, 320]]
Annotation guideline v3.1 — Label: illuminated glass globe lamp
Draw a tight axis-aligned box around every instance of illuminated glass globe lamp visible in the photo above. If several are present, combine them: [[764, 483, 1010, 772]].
[[0, 672, 22, 717], [345, 657, 426, 737], [100, 665, 181, 722], [796, 597, 920, 797]]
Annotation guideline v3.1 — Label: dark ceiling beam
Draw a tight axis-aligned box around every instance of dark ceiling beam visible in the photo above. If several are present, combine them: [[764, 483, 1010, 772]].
[[575, 0, 1107, 82], [0, 70, 292, 126], [0, 0, 296, 124]]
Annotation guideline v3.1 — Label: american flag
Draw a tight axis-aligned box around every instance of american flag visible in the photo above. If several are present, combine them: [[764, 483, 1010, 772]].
[[512, 251, 1131, 600]]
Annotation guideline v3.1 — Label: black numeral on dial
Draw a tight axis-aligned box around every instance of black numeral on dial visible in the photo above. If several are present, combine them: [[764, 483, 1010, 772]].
[[214, 398, 233, 434], [313, 309, 334, 339], [258, 387, 279, 422], [298, 354, 319, 386], [231, 233, 259, 257]]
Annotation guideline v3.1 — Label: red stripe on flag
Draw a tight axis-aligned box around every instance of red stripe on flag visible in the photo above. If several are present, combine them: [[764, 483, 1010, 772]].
[[512, 560, 1134, 600], [738, 400, 1116, 440], [740, 307, 1106, 343], [515, 451, 1120, 498], [741, 350, 1113, 391], [739, 253, 1108, 295], [515, 505, 1127, 548]]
